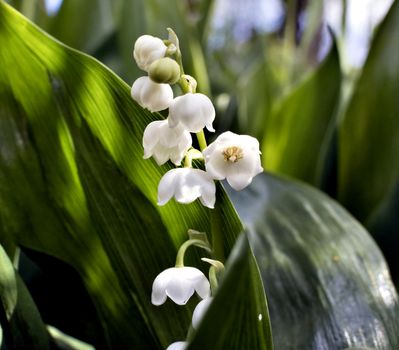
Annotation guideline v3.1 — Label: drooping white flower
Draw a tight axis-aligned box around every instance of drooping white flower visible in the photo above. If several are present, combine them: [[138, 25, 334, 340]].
[[203, 131, 263, 191], [166, 341, 188, 350], [131, 76, 173, 112], [143, 120, 191, 166], [133, 35, 167, 71], [151, 267, 210, 305], [158, 168, 216, 208], [192, 297, 213, 329], [168, 93, 215, 133]]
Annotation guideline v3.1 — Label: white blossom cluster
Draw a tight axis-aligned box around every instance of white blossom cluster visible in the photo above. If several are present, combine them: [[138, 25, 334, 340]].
[[130, 30, 263, 349], [131, 31, 263, 210]]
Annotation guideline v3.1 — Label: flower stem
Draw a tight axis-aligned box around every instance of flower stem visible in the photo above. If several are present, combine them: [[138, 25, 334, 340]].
[[196, 130, 207, 151], [210, 196, 225, 262], [175, 239, 211, 267], [202, 258, 225, 294]]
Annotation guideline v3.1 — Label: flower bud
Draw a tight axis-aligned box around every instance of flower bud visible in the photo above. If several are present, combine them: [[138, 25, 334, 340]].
[[131, 76, 173, 112], [133, 35, 167, 71], [148, 57, 181, 84]]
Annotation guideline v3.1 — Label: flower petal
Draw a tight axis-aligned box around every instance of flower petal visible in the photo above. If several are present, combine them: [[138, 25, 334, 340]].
[[166, 341, 188, 350], [131, 76, 173, 112], [166, 279, 195, 305], [143, 120, 164, 149], [133, 35, 167, 71], [192, 298, 213, 329], [226, 171, 253, 191], [151, 145, 171, 165], [158, 169, 179, 205], [168, 93, 215, 133], [151, 268, 175, 305]]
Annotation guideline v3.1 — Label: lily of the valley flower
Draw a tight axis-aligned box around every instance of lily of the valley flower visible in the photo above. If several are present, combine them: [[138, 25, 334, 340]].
[[133, 34, 167, 71], [158, 168, 216, 208], [203, 131, 263, 191], [131, 76, 173, 112], [192, 297, 213, 330], [168, 93, 215, 133], [143, 120, 191, 166], [151, 267, 210, 305], [166, 341, 188, 350]]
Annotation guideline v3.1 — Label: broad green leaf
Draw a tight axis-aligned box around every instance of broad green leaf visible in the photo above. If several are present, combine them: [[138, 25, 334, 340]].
[[367, 181, 399, 284], [237, 60, 273, 141], [227, 173, 399, 349], [0, 244, 50, 349], [338, 0, 399, 221], [0, 3, 270, 349], [188, 234, 272, 350], [262, 45, 341, 185]]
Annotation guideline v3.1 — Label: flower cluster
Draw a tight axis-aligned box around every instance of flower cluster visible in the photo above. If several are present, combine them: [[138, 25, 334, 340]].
[[131, 29, 263, 210], [131, 29, 263, 349]]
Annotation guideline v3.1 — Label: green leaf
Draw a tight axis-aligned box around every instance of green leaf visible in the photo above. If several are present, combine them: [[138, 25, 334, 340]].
[[47, 325, 95, 350], [0, 245, 50, 349], [0, 3, 270, 349], [262, 45, 341, 185], [338, 0, 399, 221], [227, 173, 399, 349], [237, 60, 274, 141], [188, 234, 273, 350]]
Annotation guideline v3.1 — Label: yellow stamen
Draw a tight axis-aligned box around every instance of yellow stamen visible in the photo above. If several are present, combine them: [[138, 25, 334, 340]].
[[222, 146, 244, 163]]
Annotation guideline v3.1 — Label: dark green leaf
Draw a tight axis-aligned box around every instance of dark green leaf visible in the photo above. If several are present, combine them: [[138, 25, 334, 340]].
[[47, 325, 94, 350], [0, 245, 50, 350], [228, 173, 399, 349], [262, 44, 341, 184], [338, 0, 399, 221]]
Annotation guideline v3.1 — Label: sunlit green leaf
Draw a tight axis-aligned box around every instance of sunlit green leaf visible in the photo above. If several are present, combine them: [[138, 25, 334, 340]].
[[338, 0, 399, 221], [228, 173, 399, 349]]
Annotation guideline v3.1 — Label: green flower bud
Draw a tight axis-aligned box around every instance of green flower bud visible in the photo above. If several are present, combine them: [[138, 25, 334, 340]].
[[148, 57, 180, 84]]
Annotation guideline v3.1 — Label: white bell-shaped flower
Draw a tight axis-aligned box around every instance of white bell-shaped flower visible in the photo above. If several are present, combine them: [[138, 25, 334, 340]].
[[203, 131, 263, 191], [166, 341, 188, 350], [158, 168, 216, 208], [133, 34, 167, 71], [192, 297, 213, 329], [143, 120, 191, 166], [151, 267, 210, 305], [131, 76, 173, 112], [168, 93, 215, 133]]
